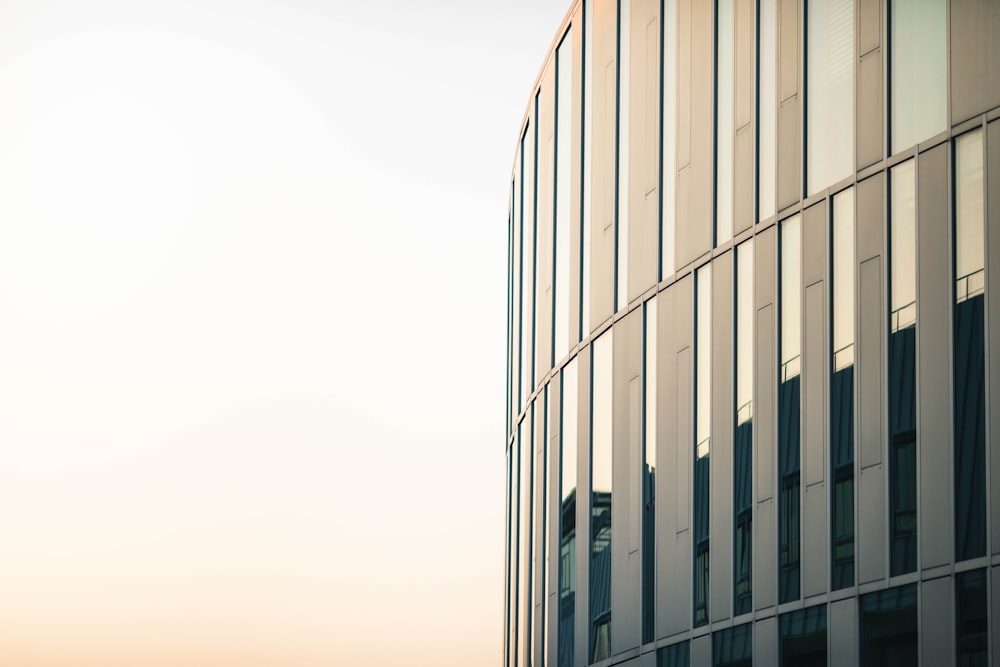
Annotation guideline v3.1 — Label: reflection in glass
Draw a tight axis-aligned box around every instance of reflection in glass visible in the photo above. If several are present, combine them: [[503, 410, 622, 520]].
[[541, 389, 550, 660], [661, 0, 677, 275], [642, 298, 657, 643], [806, 0, 853, 195], [617, 0, 630, 310], [758, 0, 776, 221], [715, 0, 733, 245], [659, 641, 691, 667], [860, 584, 917, 667], [591, 331, 613, 662], [780, 605, 827, 667], [694, 264, 712, 626], [956, 569, 988, 666], [582, 0, 593, 337], [779, 215, 801, 603], [889, 160, 916, 576], [555, 30, 574, 363], [559, 359, 578, 667], [890, 0, 946, 153], [734, 241, 753, 615], [517, 417, 532, 665], [955, 130, 986, 562], [521, 125, 535, 409], [713, 622, 753, 667], [831, 188, 855, 590]]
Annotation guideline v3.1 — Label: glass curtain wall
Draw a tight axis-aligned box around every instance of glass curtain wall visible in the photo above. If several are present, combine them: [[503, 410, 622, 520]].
[[643, 297, 658, 642], [591, 331, 613, 662], [779, 215, 802, 603], [954, 129, 986, 562], [831, 188, 855, 589], [889, 159, 917, 576], [556, 30, 574, 364], [559, 360, 579, 667], [889, 0, 946, 154], [734, 241, 753, 615], [806, 0, 853, 195], [694, 265, 712, 626]]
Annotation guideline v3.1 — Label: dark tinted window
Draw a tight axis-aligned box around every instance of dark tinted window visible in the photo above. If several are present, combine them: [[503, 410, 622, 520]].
[[860, 584, 917, 667], [780, 605, 827, 667], [714, 622, 753, 667], [956, 569, 988, 667], [659, 640, 691, 667]]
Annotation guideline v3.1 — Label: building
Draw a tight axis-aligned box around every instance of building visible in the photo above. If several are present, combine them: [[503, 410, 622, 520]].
[[503, 1, 1000, 665]]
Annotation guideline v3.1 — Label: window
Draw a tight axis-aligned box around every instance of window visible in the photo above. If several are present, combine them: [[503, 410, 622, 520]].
[[889, 0, 946, 153], [713, 622, 753, 667], [715, 0, 734, 245], [555, 30, 574, 363], [590, 331, 613, 662], [956, 569, 988, 666], [758, 0, 776, 221], [861, 584, 918, 667], [954, 129, 986, 562], [661, 0, 677, 275], [694, 264, 712, 626], [659, 641, 690, 667], [517, 415, 533, 665], [521, 125, 535, 408], [643, 297, 657, 642], [831, 187, 855, 589], [806, 0, 854, 195], [780, 605, 827, 666], [617, 0, 629, 310], [779, 214, 801, 603], [889, 159, 916, 576], [559, 360, 578, 667], [734, 240, 753, 615], [582, 0, 593, 338]]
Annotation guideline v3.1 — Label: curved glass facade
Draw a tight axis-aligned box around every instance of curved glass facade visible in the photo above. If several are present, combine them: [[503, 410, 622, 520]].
[[505, 1, 1000, 665]]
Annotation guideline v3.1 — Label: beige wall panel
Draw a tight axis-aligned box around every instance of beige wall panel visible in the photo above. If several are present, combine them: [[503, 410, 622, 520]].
[[537, 63, 555, 383], [569, 7, 583, 347]]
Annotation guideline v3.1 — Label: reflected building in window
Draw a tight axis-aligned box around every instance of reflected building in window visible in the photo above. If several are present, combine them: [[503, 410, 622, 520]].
[[504, 1, 999, 665]]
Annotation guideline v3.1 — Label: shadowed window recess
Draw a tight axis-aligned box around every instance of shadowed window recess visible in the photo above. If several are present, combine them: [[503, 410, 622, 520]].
[[779, 215, 801, 604], [694, 264, 712, 627]]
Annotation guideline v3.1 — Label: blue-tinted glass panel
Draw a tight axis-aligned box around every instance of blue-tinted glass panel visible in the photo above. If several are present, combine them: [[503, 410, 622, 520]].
[[860, 584, 917, 667], [956, 569, 988, 666], [659, 641, 691, 667], [890, 0, 946, 153], [734, 241, 753, 615], [694, 265, 712, 626], [779, 215, 801, 603], [806, 0, 854, 194], [713, 622, 753, 667], [643, 298, 657, 643], [889, 160, 916, 576], [716, 0, 734, 245], [591, 332, 613, 662], [555, 30, 573, 363], [559, 360, 578, 667], [831, 187, 855, 589], [780, 605, 827, 667], [954, 130, 986, 562]]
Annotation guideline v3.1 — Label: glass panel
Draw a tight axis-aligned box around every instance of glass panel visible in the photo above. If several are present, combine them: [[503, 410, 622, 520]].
[[618, 0, 630, 310], [831, 187, 855, 589], [514, 151, 522, 421], [806, 0, 854, 195], [643, 297, 657, 643], [559, 360, 578, 667], [505, 446, 513, 667], [780, 605, 828, 667], [779, 214, 801, 603], [659, 641, 691, 667], [860, 584, 918, 667], [758, 0, 777, 221], [955, 129, 986, 562], [555, 30, 574, 363], [956, 569, 988, 666], [889, 159, 917, 575], [533, 396, 545, 657], [582, 0, 593, 338], [517, 416, 532, 664], [662, 0, 677, 275], [533, 95, 541, 389], [713, 622, 753, 667], [694, 264, 712, 626], [890, 0, 946, 153], [734, 241, 753, 615], [522, 126, 535, 408], [716, 0, 734, 245], [591, 331, 613, 662]]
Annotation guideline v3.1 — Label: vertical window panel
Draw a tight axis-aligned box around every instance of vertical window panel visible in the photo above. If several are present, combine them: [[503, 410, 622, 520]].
[[517, 416, 533, 665], [522, 126, 535, 408], [758, 0, 777, 221], [582, 0, 594, 337], [617, 0, 630, 310], [889, 0, 946, 154], [779, 605, 827, 666], [556, 31, 574, 364], [559, 359, 578, 667], [712, 622, 753, 667], [533, 95, 541, 390], [694, 265, 712, 626], [716, 0, 734, 245], [734, 241, 753, 614], [956, 569, 988, 665], [661, 0, 677, 276], [515, 150, 523, 421], [831, 187, 855, 589], [643, 297, 657, 643], [779, 214, 801, 603], [591, 331, 613, 662], [806, 0, 854, 195], [659, 641, 691, 667], [954, 129, 986, 562], [860, 584, 918, 666], [889, 159, 917, 576]]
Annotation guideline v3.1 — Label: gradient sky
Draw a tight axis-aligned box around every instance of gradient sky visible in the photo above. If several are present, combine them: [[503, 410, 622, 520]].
[[0, 1, 567, 664]]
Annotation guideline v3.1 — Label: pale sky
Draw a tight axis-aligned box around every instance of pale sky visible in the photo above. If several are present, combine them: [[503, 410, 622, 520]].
[[0, 1, 567, 665]]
